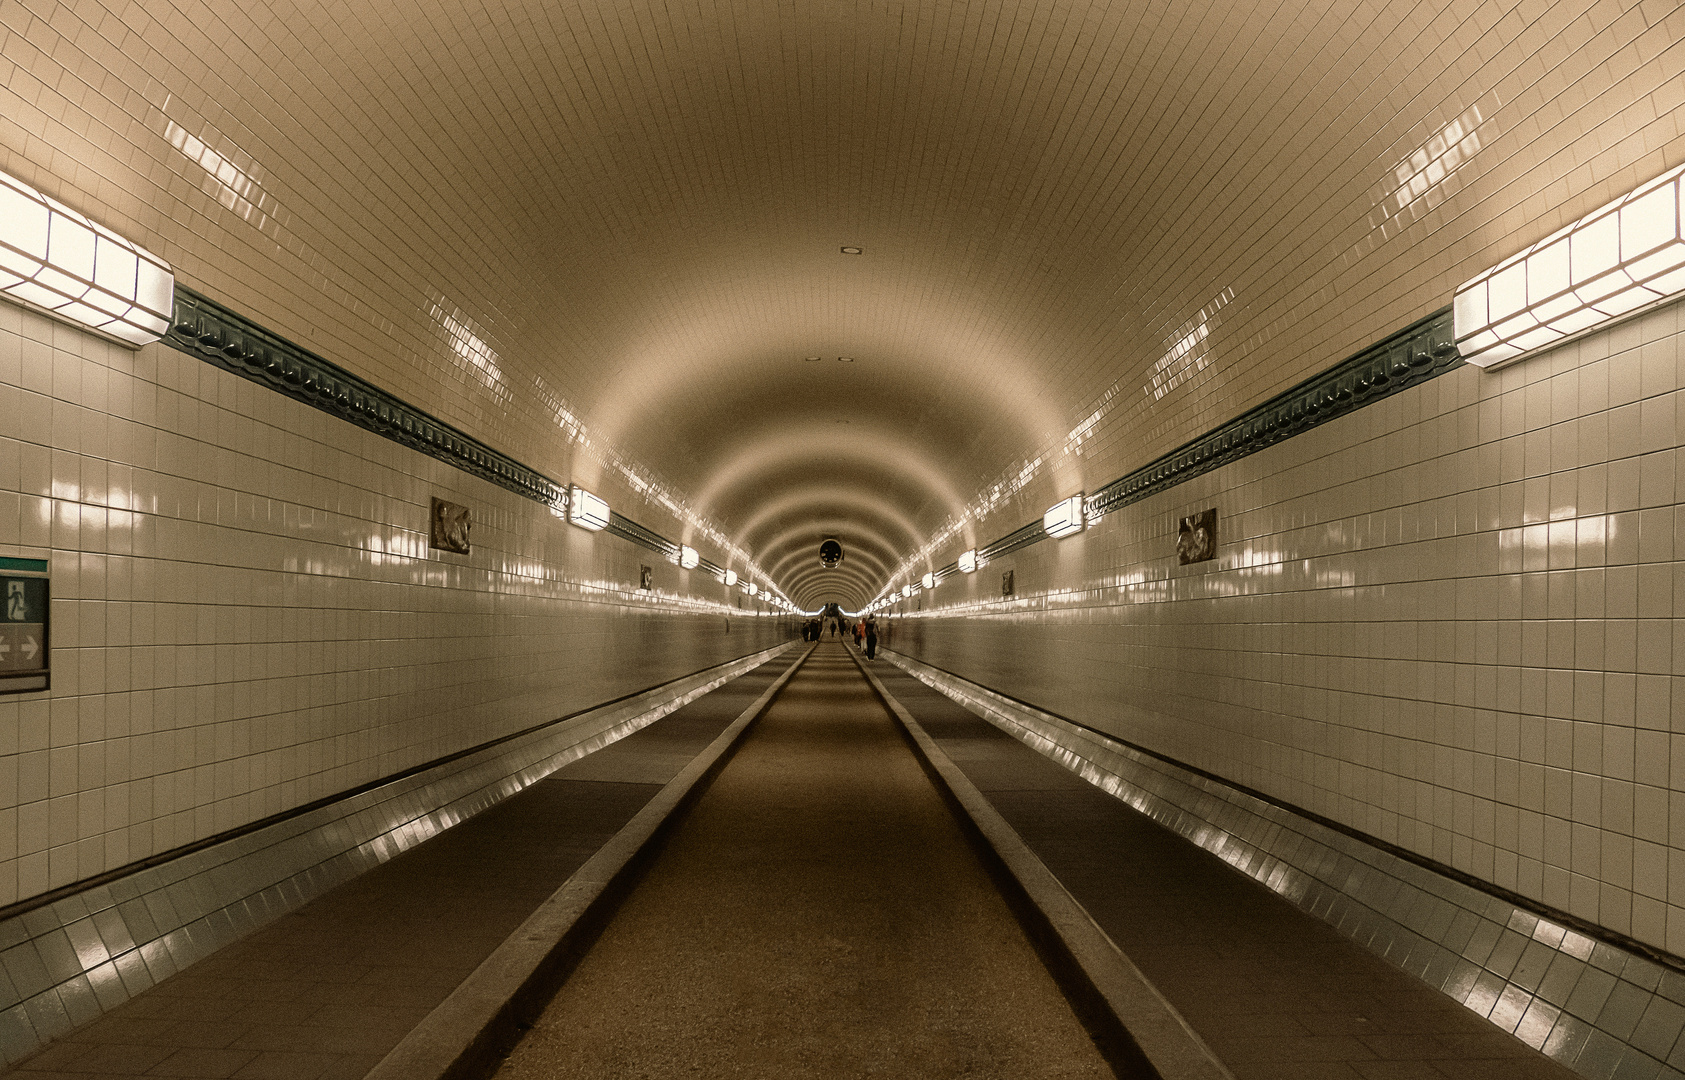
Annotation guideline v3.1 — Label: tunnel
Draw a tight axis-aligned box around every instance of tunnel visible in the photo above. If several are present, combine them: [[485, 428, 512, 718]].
[[0, 1, 1683, 1077]]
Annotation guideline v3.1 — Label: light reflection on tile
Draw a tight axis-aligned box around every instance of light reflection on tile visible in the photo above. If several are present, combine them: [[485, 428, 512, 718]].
[[889, 649, 1685, 1079]]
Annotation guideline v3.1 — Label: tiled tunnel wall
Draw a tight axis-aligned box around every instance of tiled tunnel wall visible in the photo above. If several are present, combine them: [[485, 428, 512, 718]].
[[0, 301, 792, 910], [893, 297, 1685, 964]]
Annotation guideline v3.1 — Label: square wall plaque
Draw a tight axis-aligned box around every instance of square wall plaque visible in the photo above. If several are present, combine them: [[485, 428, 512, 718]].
[[430, 498, 471, 554], [1178, 508, 1218, 564]]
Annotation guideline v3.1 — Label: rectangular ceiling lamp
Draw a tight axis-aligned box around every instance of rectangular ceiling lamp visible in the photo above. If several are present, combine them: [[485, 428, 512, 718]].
[[568, 485, 609, 531], [1044, 495, 1086, 538], [1455, 162, 1685, 369], [0, 170, 174, 346], [958, 549, 977, 573], [679, 545, 699, 569]]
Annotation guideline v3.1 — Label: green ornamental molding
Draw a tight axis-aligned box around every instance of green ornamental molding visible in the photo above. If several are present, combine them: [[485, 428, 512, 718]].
[[903, 308, 1462, 596], [1085, 307, 1461, 520], [164, 285, 568, 512]]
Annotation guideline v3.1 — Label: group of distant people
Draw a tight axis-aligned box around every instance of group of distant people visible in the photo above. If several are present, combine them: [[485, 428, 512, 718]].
[[799, 614, 880, 659]]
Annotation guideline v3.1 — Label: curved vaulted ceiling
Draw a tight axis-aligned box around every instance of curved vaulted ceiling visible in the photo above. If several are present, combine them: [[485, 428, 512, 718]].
[[7, 0, 1650, 609]]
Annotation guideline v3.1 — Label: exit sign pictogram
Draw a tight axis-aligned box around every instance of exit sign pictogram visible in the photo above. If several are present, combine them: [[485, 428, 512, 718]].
[[0, 559, 48, 694]]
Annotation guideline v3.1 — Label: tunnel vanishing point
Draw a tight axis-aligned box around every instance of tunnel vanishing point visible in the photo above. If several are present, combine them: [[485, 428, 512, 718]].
[[2, 1, 1685, 1078]]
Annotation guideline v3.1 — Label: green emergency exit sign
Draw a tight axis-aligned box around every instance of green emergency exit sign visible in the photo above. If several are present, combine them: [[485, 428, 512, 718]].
[[0, 558, 48, 694]]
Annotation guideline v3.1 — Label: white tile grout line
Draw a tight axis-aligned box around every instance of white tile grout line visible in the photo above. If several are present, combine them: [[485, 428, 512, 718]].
[[849, 647, 1235, 1080], [365, 642, 818, 1080]]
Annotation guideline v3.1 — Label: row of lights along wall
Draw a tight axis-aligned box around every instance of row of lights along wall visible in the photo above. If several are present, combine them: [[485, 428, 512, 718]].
[[0, 167, 790, 613], [867, 162, 1685, 615], [4, 162, 1683, 613]]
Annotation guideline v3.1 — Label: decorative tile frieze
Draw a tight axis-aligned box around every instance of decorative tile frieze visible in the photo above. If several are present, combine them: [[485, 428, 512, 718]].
[[963, 309, 1461, 565], [607, 512, 681, 559], [164, 285, 568, 512], [1085, 307, 1460, 520]]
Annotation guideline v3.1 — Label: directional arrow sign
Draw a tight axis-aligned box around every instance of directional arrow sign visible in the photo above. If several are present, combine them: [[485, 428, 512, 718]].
[[0, 572, 47, 693]]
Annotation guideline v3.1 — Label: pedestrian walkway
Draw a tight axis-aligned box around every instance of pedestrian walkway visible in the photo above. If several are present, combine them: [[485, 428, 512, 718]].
[[493, 642, 1111, 1080], [863, 654, 1581, 1080], [0, 649, 806, 1080]]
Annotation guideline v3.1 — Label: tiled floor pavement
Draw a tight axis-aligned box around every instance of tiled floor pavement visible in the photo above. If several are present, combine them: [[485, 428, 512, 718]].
[[1, 651, 802, 1080], [865, 658, 1583, 1080]]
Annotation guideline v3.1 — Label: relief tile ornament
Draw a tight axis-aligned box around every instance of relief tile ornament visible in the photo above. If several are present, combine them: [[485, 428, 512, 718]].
[[430, 498, 471, 554], [1177, 508, 1217, 565]]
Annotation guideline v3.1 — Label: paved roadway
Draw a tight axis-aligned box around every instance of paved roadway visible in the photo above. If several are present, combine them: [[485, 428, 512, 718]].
[[494, 641, 1111, 1079]]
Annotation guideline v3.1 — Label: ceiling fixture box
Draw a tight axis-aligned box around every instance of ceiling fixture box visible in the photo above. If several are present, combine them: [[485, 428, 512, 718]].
[[1044, 495, 1087, 538], [0, 169, 175, 346], [679, 545, 700, 569], [958, 549, 977, 573], [1454, 161, 1685, 369], [568, 486, 609, 531]]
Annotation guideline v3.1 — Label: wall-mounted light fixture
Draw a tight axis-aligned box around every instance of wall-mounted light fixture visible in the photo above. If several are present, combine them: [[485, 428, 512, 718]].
[[1455, 162, 1685, 368], [958, 549, 977, 573], [723, 569, 738, 586], [679, 545, 699, 569], [0, 169, 175, 346], [1044, 495, 1086, 538], [746, 583, 758, 596], [922, 572, 935, 589], [568, 485, 609, 531]]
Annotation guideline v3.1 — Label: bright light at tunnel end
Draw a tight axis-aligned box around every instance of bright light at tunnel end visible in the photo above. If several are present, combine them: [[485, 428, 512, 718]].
[[568, 485, 609, 531], [1455, 161, 1685, 369], [1044, 495, 1086, 539], [0, 168, 175, 346]]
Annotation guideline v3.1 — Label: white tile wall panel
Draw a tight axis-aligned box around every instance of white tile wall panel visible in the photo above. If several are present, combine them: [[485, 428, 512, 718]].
[[0, 633, 789, 1063], [0, 300, 792, 911], [882, 646, 1685, 1079], [892, 298, 1685, 974]]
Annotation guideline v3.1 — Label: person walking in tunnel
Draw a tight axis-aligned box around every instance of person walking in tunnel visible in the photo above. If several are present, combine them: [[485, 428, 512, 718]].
[[864, 617, 878, 660]]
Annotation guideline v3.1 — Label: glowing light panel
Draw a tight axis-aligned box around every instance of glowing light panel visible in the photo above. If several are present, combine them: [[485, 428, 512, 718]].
[[569, 486, 609, 531], [723, 569, 738, 586], [0, 170, 174, 346], [1455, 163, 1685, 368], [958, 549, 977, 573], [922, 572, 935, 589], [679, 545, 699, 569], [1044, 495, 1086, 538]]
